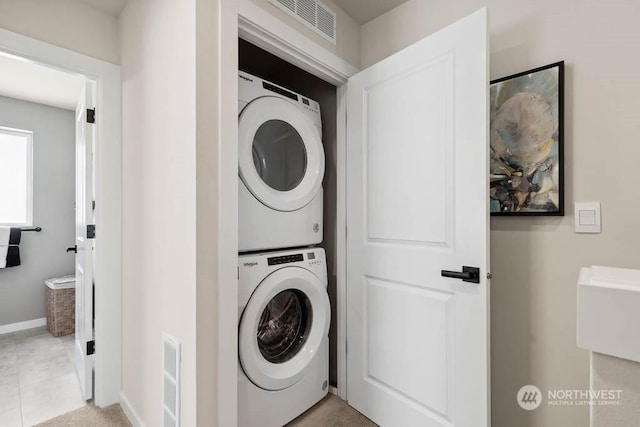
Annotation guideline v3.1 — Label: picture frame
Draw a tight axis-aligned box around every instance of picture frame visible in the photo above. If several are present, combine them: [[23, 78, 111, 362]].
[[489, 61, 564, 216]]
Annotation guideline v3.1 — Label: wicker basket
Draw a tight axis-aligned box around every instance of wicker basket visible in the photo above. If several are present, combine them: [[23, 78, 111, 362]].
[[46, 286, 75, 337]]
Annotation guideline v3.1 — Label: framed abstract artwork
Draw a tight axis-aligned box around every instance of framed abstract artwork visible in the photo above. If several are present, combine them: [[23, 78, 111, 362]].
[[490, 61, 564, 216]]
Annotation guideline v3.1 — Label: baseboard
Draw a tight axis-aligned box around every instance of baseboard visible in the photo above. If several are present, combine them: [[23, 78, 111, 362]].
[[120, 392, 145, 427], [0, 317, 46, 335], [329, 385, 338, 396]]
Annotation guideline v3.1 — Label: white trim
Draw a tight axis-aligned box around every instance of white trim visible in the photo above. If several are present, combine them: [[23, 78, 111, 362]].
[[0, 28, 122, 407], [329, 385, 338, 396], [0, 317, 46, 335], [220, 0, 358, 422], [26, 130, 33, 227], [120, 392, 146, 427], [218, 3, 241, 426], [235, 0, 357, 87], [0, 126, 33, 227], [335, 84, 348, 401]]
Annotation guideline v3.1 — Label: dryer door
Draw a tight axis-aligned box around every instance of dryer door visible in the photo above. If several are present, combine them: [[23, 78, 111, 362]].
[[239, 267, 330, 391], [238, 96, 325, 212]]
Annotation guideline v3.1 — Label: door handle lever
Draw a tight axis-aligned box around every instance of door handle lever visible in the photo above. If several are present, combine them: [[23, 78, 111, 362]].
[[66, 245, 77, 253], [441, 266, 480, 284]]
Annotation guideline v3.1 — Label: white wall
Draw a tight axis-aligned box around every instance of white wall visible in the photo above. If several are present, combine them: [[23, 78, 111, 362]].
[[194, 0, 221, 424], [362, 1, 640, 426], [119, 0, 197, 425], [0, 96, 75, 326], [0, 0, 119, 64]]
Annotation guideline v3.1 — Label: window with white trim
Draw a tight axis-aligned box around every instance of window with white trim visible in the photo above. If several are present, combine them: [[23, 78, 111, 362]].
[[0, 127, 33, 226]]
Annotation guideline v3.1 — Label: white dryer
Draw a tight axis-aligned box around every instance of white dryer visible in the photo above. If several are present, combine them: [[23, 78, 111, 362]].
[[238, 71, 325, 252], [238, 248, 330, 427]]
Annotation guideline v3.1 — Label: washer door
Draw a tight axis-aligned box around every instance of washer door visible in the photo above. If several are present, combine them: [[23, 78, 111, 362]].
[[239, 267, 330, 391], [239, 96, 325, 212]]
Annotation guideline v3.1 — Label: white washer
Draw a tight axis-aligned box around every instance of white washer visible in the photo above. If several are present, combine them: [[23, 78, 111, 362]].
[[238, 71, 324, 252], [238, 248, 330, 427]]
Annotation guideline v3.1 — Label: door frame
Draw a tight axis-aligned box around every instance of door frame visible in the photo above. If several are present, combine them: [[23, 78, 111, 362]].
[[0, 29, 122, 407], [218, 0, 358, 424]]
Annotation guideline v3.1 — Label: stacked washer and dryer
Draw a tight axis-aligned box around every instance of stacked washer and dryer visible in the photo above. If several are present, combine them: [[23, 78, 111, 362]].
[[237, 71, 331, 427]]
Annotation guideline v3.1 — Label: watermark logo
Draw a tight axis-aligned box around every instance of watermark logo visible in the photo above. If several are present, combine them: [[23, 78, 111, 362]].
[[517, 385, 542, 410], [547, 389, 622, 407], [516, 385, 623, 410]]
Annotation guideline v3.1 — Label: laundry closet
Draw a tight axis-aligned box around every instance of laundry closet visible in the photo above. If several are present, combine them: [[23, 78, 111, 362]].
[[237, 38, 340, 426]]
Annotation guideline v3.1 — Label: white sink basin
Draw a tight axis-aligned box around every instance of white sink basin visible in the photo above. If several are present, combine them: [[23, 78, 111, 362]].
[[577, 265, 640, 362]]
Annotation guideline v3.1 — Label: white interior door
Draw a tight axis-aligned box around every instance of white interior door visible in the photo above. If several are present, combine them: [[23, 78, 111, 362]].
[[75, 81, 95, 400], [346, 8, 489, 427]]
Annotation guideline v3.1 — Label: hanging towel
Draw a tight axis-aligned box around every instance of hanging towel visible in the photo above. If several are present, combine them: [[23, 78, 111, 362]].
[[0, 245, 20, 268], [0, 227, 21, 245], [6, 246, 20, 267], [9, 228, 21, 245], [0, 227, 22, 268]]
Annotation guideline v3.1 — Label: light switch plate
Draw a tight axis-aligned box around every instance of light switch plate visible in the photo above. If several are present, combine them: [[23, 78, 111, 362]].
[[575, 202, 601, 233]]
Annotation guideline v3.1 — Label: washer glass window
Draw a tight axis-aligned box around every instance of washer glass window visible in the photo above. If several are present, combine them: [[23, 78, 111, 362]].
[[252, 120, 307, 191], [257, 289, 312, 363]]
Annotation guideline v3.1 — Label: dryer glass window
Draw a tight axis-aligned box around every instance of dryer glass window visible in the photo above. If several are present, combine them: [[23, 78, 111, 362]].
[[257, 289, 312, 363], [252, 120, 307, 191]]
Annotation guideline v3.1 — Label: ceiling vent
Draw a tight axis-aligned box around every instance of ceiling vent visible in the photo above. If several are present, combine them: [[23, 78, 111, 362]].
[[270, 0, 337, 44]]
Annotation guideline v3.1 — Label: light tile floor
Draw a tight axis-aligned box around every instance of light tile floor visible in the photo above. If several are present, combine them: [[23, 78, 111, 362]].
[[0, 327, 85, 427]]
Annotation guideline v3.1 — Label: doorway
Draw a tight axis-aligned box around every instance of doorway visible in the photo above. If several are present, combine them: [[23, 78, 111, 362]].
[[0, 28, 123, 410], [219, 3, 489, 427], [216, 2, 356, 423], [0, 58, 85, 424], [238, 38, 341, 390]]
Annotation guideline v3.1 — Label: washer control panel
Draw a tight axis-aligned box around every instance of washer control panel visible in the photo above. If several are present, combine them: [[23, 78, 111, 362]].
[[267, 253, 304, 266], [307, 251, 323, 266], [263, 250, 325, 267]]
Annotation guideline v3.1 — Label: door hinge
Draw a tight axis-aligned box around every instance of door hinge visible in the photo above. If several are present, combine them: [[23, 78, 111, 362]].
[[87, 340, 95, 355], [86, 108, 95, 124], [87, 224, 96, 239]]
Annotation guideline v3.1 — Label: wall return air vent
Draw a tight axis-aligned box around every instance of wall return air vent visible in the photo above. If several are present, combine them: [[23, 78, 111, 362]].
[[162, 333, 181, 427], [270, 0, 337, 44]]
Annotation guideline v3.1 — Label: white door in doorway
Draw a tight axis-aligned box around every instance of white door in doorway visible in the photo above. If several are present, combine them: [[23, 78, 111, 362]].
[[74, 81, 95, 400], [346, 8, 489, 427]]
